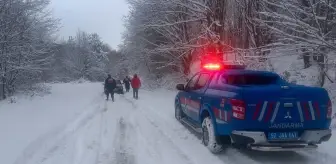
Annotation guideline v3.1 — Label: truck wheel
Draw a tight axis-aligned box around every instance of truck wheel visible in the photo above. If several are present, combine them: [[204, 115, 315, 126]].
[[202, 117, 223, 153], [175, 104, 185, 121]]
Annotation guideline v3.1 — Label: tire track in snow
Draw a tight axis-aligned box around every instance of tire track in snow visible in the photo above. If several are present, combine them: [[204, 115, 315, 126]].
[[136, 101, 260, 164], [121, 93, 286, 164], [123, 95, 263, 164], [122, 95, 262, 164], [111, 117, 136, 164], [14, 94, 106, 164], [95, 99, 129, 164], [95, 95, 137, 164], [121, 96, 195, 164], [122, 96, 137, 109], [128, 98, 229, 164], [93, 102, 108, 164]]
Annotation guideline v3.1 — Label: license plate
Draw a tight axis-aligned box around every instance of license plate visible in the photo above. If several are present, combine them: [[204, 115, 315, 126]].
[[268, 131, 299, 140]]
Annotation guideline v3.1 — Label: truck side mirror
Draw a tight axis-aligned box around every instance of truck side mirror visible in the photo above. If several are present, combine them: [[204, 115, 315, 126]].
[[176, 84, 185, 91]]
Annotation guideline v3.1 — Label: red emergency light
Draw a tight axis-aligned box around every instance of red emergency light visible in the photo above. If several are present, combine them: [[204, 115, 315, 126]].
[[202, 63, 222, 70], [202, 62, 246, 71]]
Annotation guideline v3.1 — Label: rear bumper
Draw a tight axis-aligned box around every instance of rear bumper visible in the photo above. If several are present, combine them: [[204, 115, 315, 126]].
[[114, 87, 123, 91], [231, 129, 332, 151]]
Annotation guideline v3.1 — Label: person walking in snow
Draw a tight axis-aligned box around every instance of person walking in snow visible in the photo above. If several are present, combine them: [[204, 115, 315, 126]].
[[104, 74, 117, 101], [131, 74, 141, 99], [123, 76, 131, 92]]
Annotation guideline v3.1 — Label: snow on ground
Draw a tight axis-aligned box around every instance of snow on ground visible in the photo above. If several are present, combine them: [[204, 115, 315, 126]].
[[0, 83, 103, 164], [0, 82, 335, 164]]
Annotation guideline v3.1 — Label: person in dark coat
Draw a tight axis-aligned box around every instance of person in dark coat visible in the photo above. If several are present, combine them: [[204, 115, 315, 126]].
[[131, 74, 141, 99], [123, 76, 131, 92], [104, 74, 117, 101]]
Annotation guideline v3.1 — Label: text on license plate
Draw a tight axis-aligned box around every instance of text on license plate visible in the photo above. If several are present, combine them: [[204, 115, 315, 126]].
[[268, 131, 299, 140]]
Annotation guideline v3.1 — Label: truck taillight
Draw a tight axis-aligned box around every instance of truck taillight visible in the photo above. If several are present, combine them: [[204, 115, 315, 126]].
[[327, 100, 332, 119], [231, 99, 246, 120]]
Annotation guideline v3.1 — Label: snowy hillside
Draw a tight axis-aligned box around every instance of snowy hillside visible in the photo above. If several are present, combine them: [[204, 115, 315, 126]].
[[0, 82, 335, 164]]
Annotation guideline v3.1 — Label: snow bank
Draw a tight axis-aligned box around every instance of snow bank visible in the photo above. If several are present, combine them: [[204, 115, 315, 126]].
[[6, 83, 52, 103]]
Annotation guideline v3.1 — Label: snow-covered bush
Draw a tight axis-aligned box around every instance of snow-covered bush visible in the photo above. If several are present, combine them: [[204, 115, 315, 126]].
[[17, 83, 52, 98], [70, 77, 90, 84], [8, 96, 17, 104]]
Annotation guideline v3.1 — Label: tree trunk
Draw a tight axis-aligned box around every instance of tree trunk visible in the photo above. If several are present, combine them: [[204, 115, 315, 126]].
[[302, 48, 311, 68], [2, 64, 6, 99], [182, 54, 192, 75], [318, 64, 326, 87]]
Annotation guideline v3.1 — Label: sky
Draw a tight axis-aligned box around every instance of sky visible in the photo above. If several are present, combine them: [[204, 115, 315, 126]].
[[50, 0, 129, 49]]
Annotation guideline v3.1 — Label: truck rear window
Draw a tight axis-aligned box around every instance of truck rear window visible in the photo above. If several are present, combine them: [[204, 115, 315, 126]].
[[221, 74, 279, 85]]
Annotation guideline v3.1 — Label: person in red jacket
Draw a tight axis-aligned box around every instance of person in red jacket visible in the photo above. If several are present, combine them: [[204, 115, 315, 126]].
[[131, 74, 141, 99]]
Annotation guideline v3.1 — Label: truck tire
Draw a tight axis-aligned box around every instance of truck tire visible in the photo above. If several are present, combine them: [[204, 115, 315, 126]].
[[202, 117, 223, 153], [175, 104, 185, 121]]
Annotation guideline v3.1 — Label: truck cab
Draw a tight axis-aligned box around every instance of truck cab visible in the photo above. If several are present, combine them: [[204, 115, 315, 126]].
[[174, 63, 332, 153]]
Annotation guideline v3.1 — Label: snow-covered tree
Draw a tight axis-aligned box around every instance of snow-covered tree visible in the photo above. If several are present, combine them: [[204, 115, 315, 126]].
[[49, 30, 111, 82], [0, 0, 58, 99], [122, 0, 208, 77], [259, 0, 336, 86], [120, 0, 274, 81]]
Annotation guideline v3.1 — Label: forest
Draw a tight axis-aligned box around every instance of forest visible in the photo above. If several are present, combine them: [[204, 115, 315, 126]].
[[120, 0, 336, 87], [1, 0, 336, 98], [0, 0, 122, 99]]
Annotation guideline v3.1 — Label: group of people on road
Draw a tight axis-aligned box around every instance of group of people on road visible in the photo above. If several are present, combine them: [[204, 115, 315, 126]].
[[104, 74, 141, 101]]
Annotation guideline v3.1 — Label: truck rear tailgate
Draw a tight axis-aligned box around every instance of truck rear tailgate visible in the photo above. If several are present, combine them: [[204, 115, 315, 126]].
[[233, 85, 331, 132]]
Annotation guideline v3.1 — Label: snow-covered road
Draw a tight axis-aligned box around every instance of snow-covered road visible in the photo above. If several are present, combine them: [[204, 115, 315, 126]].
[[0, 82, 335, 164]]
